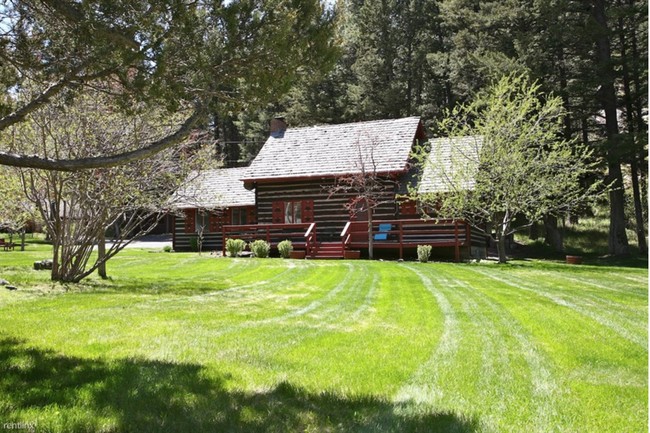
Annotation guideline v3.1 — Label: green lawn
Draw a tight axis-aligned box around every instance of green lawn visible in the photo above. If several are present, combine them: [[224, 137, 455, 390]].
[[0, 247, 647, 432]]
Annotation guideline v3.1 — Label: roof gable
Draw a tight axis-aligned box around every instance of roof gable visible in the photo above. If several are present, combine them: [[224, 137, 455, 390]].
[[173, 167, 255, 209], [243, 117, 424, 184], [418, 136, 483, 194]]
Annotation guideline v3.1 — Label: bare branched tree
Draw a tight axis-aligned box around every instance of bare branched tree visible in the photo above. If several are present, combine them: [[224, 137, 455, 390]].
[[8, 88, 207, 282], [328, 136, 396, 259]]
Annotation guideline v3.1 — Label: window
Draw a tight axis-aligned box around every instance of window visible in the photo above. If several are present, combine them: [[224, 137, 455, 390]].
[[272, 200, 313, 224], [231, 208, 248, 225], [195, 210, 210, 232], [284, 201, 302, 223], [184, 209, 196, 233]]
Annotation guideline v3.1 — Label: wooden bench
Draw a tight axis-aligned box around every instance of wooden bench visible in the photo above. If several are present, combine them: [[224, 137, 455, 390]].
[[0, 239, 15, 251]]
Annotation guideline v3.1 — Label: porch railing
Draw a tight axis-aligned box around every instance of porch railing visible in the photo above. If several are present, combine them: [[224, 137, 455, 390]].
[[304, 222, 317, 256], [340, 218, 477, 261], [222, 222, 316, 256]]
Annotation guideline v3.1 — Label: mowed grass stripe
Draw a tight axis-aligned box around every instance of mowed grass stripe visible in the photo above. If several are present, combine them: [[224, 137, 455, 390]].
[[451, 265, 647, 433], [499, 273, 648, 337], [397, 264, 562, 433], [431, 266, 564, 432], [146, 262, 374, 370], [394, 265, 460, 406], [522, 267, 647, 307], [175, 262, 440, 395], [0, 260, 344, 359], [201, 262, 369, 353], [135, 261, 362, 361], [457, 265, 646, 375], [468, 267, 648, 350], [269, 263, 442, 396]]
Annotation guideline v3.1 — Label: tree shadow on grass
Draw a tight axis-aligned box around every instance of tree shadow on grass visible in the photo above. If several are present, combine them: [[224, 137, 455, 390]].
[[0, 337, 479, 433]]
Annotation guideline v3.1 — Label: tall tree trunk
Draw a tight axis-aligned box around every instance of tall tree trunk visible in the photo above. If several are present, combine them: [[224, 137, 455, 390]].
[[628, 0, 646, 138], [51, 244, 60, 281], [557, 47, 573, 139], [618, 5, 647, 253], [97, 230, 107, 279], [528, 222, 539, 241], [630, 159, 647, 253], [592, 0, 630, 256], [544, 215, 564, 253], [627, 0, 648, 253], [50, 210, 62, 281], [607, 168, 630, 255], [496, 233, 508, 263], [496, 211, 510, 263]]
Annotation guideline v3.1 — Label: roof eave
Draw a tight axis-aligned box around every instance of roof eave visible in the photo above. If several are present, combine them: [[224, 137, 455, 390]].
[[241, 168, 409, 187]]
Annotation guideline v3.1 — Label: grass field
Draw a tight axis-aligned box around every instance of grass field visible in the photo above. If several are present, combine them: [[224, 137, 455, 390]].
[[0, 246, 647, 432]]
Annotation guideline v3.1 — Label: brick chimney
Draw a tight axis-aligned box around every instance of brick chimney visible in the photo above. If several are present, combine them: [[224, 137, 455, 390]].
[[270, 117, 287, 138]]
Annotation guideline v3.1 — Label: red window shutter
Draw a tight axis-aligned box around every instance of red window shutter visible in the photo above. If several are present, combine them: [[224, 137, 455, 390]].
[[247, 207, 257, 224], [209, 211, 221, 232], [223, 208, 232, 225], [302, 200, 314, 223], [400, 200, 417, 216], [272, 201, 284, 224], [184, 209, 196, 233]]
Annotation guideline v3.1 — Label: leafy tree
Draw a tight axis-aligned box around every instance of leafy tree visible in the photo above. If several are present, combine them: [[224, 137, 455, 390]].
[[412, 74, 605, 263], [0, 0, 337, 170]]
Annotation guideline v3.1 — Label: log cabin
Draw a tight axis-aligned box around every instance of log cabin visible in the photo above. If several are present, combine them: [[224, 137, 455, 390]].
[[172, 167, 255, 252], [173, 117, 487, 260]]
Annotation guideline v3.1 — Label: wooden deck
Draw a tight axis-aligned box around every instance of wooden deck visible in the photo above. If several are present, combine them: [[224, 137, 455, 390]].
[[341, 219, 487, 261], [222, 219, 487, 261]]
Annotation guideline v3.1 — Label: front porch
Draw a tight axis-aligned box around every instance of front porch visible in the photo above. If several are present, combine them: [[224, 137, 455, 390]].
[[222, 219, 488, 261]]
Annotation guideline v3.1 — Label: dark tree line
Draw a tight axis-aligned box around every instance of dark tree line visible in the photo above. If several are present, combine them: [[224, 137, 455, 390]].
[[217, 0, 647, 256]]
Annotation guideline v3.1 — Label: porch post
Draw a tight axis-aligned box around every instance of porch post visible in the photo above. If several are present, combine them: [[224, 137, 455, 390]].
[[454, 220, 460, 262], [399, 221, 403, 260], [222, 225, 226, 256]]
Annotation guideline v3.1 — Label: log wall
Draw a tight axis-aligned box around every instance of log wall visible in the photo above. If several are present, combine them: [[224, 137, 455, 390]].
[[255, 178, 400, 241], [173, 206, 255, 252]]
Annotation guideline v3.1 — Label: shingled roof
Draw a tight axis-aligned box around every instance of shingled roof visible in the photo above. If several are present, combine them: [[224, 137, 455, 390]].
[[418, 136, 483, 194], [173, 167, 255, 209], [242, 117, 425, 185]]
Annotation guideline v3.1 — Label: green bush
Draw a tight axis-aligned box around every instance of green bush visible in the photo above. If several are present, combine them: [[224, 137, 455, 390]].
[[225, 238, 247, 257], [417, 245, 432, 263], [250, 240, 271, 258], [163, 245, 172, 253], [189, 236, 199, 252], [277, 240, 293, 258]]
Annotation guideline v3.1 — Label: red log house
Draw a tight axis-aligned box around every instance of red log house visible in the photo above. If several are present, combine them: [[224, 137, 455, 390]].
[[172, 117, 487, 260]]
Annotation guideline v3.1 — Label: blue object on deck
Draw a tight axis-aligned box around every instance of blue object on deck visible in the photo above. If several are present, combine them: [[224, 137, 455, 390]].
[[374, 223, 392, 241]]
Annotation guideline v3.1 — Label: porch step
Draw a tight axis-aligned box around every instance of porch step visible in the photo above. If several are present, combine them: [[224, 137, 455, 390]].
[[311, 241, 344, 259]]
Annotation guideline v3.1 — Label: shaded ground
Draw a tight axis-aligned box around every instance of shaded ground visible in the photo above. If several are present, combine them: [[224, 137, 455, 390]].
[[0, 337, 477, 433]]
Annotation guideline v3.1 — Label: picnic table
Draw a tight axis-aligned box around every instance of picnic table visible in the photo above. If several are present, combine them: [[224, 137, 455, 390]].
[[0, 239, 15, 251]]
